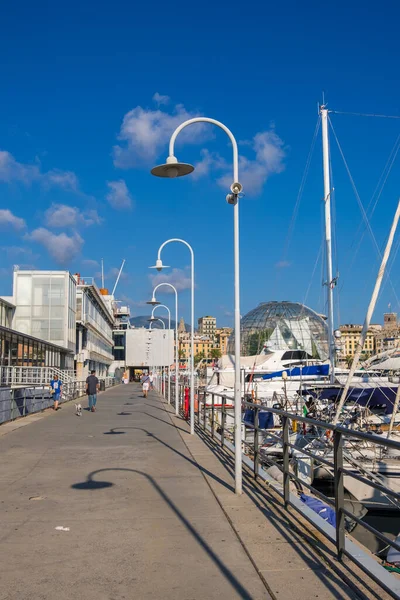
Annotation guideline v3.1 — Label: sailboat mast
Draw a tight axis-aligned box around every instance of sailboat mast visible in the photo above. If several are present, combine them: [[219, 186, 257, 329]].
[[321, 105, 336, 383], [333, 199, 400, 425]]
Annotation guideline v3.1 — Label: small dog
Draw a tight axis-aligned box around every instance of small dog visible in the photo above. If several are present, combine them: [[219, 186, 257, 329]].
[[75, 403, 82, 417]]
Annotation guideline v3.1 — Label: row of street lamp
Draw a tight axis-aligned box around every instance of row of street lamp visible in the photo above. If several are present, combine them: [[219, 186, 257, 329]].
[[142, 117, 242, 494]]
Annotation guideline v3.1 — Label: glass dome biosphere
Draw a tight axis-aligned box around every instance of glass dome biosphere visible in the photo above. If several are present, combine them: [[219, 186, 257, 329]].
[[228, 301, 329, 359]]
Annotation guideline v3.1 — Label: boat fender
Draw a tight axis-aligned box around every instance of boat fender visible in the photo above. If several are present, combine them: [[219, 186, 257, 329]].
[[266, 466, 297, 493], [387, 533, 400, 565]]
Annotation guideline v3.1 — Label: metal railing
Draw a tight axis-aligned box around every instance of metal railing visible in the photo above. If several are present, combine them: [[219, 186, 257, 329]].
[[0, 366, 77, 387], [168, 387, 400, 599], [0, 377, 121, 425]]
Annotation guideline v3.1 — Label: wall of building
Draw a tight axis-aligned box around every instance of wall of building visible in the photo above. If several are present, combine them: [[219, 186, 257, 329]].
[[12, 271, 76, 359], [0, 325, 71, 371], [198, 316, 216, 336], [75, 284, 115, 379], [215, 327, 232, 355], [125, 329, 174, 367], [0, 299, 13, 329]]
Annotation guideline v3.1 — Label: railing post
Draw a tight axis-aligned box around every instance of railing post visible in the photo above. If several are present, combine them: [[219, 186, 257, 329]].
[[197, 392, 201, 425], [221, 395, 226, 448], [203, 394, 206, 431], [334, 429, 345, 560], [254, 405, 259, 480], [10, 389, 16, 420], [211, 394, 215, 439], [283, 415, 290, 508]]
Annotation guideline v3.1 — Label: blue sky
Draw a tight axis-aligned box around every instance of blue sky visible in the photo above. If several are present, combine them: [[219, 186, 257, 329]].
[[1, 0, 400, 328]]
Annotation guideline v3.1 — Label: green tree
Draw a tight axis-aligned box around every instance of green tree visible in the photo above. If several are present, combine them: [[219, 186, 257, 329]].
[[345, 355, 353, 368], [194, 352, 205, 366], [246, 328, 274, 355], [210, 348, 221, 359]]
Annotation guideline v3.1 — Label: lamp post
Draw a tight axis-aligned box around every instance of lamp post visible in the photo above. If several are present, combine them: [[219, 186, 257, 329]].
[[151, 304, 171, 403], [149, 243, 194, 434], [147, 283, 179, 415], [149, 318, 165, 396], [151, 117, 243, 494]]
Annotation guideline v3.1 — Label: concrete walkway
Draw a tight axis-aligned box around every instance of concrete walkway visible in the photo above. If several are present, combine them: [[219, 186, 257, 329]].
[[0, 384, 381, 600], [0, 384, 269, 600]]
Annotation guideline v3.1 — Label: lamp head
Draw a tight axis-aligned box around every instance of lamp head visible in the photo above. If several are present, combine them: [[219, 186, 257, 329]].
[[149, 259, 170, 272], [146, 296, 161, 305], [148, 317, 157, 322], [151, 155, 194, 178]]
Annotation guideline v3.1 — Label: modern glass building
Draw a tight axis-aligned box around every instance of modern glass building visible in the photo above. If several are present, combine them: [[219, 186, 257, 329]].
[[0, 297, 72, 371], [12, 270, 77, 363], [228, 301, 329, 359]]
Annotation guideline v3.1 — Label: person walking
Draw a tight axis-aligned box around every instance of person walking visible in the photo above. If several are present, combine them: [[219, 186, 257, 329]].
[[86, 370, 100, 412], [49, 374, 62, 411], [141, 371, 151, 398]]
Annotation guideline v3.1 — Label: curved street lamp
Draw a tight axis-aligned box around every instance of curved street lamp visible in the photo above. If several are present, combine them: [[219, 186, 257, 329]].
[[151, 304, 171, 403], [150, 239, 194, 434], [147, 283, 179, 416], [151, 117, 242, 494], [149, 318, 166, 396]]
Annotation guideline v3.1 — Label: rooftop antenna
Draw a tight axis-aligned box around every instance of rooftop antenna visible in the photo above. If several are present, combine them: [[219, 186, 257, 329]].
[[112, 259, 126, 296], [101, 258, 104, 289]]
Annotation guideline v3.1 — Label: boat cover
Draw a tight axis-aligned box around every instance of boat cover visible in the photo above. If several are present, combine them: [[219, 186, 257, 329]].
[[300, 493, 336, 527], [261, 364, 329, 380], [243, 409, 274, 430], [302, 385, 398, 413]]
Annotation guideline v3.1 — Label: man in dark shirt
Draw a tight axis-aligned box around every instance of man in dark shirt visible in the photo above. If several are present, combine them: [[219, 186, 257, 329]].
[[86, 370, 100, 412]]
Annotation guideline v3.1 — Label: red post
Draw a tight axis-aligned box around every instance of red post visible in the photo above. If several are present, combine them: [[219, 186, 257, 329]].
[[184, 387, 189, 420]]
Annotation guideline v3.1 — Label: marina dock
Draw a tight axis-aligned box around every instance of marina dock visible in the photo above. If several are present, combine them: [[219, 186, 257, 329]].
[[0, 383, 392, 600]]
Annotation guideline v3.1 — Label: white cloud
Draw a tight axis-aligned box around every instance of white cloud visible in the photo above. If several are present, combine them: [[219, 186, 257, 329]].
[[44, 204, 102, 228], [153, 92, 170, 106], [275, 260, 291, 268], [149, 268, 191, 293], [112, 95, 285, 195], [1, 246, 39, 261], [82, 259, 100, 268], [95, 266, 129, 283], [0, 150, 79, 192], [191, 149, 226, 180], [113, 100, 211, 168], [106, 180, 132, 210], [27, 228, 83, 265], [194, 129, 286, 195], [0, 209, 26, 230], [43, 170, 79, 191]]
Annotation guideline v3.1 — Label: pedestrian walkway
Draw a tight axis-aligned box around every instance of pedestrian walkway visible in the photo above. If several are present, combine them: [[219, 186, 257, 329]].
[[0, 384, 387, 600]]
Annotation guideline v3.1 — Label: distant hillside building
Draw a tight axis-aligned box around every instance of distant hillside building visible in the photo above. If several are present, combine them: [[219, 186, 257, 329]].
[[338, 324, 381, 362], [198, 316, 216, 337], [178, 317, 186, 334], [215, 327, 232, 355]]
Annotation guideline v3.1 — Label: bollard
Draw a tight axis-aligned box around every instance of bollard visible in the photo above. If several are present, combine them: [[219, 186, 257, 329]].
[[184, 387, 189, 420]]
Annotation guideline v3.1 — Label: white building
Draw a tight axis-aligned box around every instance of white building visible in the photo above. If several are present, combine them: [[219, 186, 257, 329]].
[[125, 328, 174, 378], [75, 277, 115, 379], [12, 270, 76, 369], [198, 315, 216, 337]]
